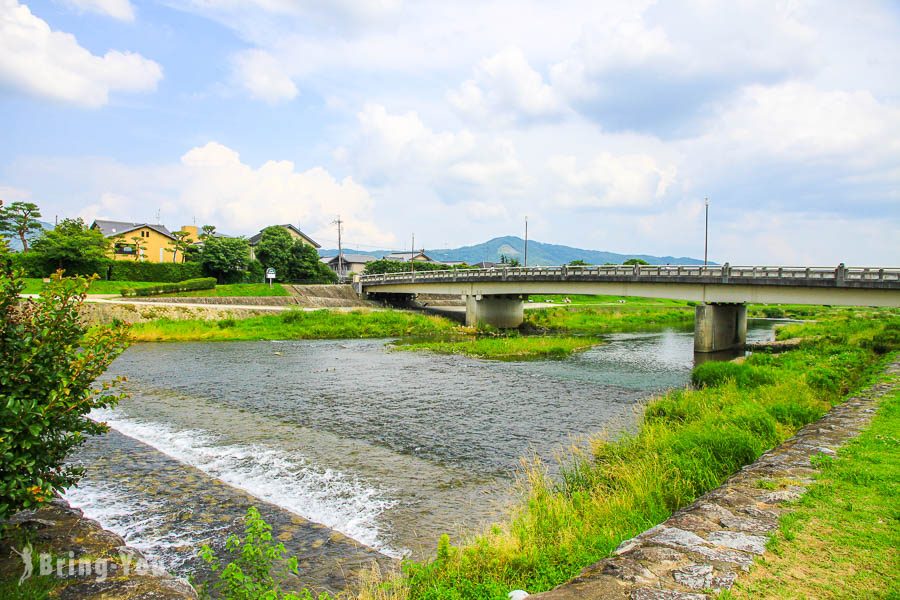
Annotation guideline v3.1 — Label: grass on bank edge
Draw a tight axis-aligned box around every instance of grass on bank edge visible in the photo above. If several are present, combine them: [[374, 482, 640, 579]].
[[725, 369, 899, 600], [156, 283, 289, 297], [353, 313, 898, 600], [21, 278, 163, 295], [392, 335, 603, 360]]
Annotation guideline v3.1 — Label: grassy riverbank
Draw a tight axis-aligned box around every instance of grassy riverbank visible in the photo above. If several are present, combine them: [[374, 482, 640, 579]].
[[525, 304, 695, 333], [157, 283, 289, 297], [727, 377, 899, 599], [22, 278, 163, 295], [393, 335, 602, 360], [349, 312, 898, 599], [127, 309, 455, 342]]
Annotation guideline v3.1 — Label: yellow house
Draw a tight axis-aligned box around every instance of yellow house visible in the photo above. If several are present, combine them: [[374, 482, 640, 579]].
[[90, 220, 185, 263], [248, 224, 320, 260]]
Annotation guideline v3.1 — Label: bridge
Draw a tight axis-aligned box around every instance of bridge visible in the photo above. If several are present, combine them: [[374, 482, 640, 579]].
[[356, 264, 900, 353]]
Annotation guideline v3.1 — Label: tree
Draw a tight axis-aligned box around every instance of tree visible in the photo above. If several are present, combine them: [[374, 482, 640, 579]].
[[500, 254, 521, 267], [287, 241, 337, 283], [364, 258, 408, 275], [201, 236, 250, 283], [569, 259, 590, 266], [199, 225, 217, 241], [0, 249, 130, 520], [129, 235, 148, 260], [0, 201, 42, 252], [30, 218, 110, 272], [166, 230, 194, 263], [253, 226, 294, 281], [623, 258, 649, 266]]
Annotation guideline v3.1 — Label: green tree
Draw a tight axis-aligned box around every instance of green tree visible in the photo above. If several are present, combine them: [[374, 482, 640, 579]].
[[166, 229, 194, 263], [0, 251, 130, 520], [201, 236, 250, 283], [500, 254, 521, 267], [253, 226, 294, 281], [569, 259, 590, 266], [287, 241, 337, 283], [0, 201, 43, 252], [364, 258, 410, 275], [30, 217, 110, 272], [623, 258, 649, 266], [200, 224, 217, 240], [129, 235, 148, 260]]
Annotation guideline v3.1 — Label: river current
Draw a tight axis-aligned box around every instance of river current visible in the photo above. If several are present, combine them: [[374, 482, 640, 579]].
[[65, 323, 776, 592]]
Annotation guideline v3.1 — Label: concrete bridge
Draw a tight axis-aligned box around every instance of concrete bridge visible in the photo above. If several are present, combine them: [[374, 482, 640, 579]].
[[356, 264, 900, 353]]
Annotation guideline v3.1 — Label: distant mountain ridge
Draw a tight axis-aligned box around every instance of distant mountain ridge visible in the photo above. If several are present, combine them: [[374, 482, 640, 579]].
[[320, 236, 707, 266], [5, 221, 54, 252]]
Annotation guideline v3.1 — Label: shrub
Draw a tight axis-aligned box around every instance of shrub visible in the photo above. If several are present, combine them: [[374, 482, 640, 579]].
[[109, 261, 203, 282], [691, 361, 775, 389], [243, 259, 265, 284], [0, 259, 130, 520], [217, 318, 237, 329], [761, 306, 786, 318], [120, 277, 216, 297]]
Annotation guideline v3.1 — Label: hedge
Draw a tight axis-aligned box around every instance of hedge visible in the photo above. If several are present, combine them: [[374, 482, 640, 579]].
[[120, 277, 217, 297], [108, 261, 203, 282]]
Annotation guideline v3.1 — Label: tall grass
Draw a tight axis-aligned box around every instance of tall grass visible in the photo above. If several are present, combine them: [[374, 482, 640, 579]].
[[393, 335, 602, 360], [525, 305, 694, 334], [128, 309, 456, 342], [364, 313, 898, 599]]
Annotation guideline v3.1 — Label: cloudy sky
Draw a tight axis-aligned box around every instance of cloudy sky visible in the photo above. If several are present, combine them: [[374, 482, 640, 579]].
[[2, 0, 898, 263]]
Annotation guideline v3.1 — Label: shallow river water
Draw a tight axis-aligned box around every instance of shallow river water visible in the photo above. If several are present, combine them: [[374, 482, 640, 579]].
[[65, 322, 776, 592]]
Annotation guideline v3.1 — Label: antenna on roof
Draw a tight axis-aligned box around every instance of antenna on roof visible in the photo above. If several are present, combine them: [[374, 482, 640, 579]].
[[155, 209, 161, 224]]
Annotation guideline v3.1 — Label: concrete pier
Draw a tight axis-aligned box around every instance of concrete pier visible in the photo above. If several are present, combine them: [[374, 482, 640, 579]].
[[464, 294, 525, 328], [694, 303, 747, 353]]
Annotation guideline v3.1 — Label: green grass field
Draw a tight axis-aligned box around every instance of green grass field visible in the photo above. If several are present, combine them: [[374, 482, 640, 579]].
[[156, 283, 289, 297], [728, 375, 899, 599], [21, 278, 162, 295], [525, 304, 695, 333]]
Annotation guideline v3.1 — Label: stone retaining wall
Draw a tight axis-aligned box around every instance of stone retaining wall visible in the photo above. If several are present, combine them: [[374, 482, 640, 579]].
[[535, 360, 898, 600], [1, 498, 196, 599]]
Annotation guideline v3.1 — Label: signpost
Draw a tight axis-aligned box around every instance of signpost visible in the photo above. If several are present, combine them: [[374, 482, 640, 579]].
[[265, 268, 276, 287]]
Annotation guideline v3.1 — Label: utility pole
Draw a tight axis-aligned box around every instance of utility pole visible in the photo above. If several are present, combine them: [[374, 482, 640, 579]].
[[704, 197, 709, 267], [410, 233, 415, 273], [333, 216, 344, 279], [524, 216, 529, 267]]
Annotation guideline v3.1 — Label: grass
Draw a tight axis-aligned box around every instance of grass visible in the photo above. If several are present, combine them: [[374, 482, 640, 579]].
[[127, 308, 456, 342], [21, 278, 162, 295], [346, 312, 898, 599], [393, 335, 603, 360], [726, 375, 899, 599], [525, 304, 695, 334], [157, 283, 289, 297]]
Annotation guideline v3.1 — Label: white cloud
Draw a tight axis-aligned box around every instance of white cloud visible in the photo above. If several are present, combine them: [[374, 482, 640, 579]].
[[549, 153, 677, 208], [0, 0, 161, 107], [63, 0, 135, 21], [230, 49, 298, 103], [449, 47, 565, 125], [352, 103, 530, 194]]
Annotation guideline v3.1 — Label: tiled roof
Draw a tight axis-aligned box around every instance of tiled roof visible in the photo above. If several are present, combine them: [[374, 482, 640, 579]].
[[91, 220, 175, 239]]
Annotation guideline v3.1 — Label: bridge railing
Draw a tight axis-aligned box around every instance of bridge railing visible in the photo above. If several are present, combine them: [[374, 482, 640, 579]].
[[358, 264, 900, 286]]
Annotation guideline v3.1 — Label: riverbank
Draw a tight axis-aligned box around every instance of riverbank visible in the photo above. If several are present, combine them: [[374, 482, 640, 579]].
[[351, 312, 898, 599]]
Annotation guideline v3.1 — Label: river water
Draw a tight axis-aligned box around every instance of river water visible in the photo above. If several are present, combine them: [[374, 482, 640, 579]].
[[65, 322, 776, 592]]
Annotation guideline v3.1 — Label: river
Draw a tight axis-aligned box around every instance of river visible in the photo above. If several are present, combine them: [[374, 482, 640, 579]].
[[64, 322, 777, 593]]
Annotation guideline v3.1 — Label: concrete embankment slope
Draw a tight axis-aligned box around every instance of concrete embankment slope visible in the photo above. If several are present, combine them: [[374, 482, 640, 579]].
[[535, 360, 898, 600]]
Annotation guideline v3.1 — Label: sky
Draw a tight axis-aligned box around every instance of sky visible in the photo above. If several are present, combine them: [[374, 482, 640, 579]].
[[1, 0, 899, 264]]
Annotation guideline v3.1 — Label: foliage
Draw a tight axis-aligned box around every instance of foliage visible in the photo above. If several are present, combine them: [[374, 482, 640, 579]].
[[388, 313, 889, 599], [158, 283, 289, 298], [730, 381, 900, 599], [128, 309, 456, 342], [691, 361, 775, 389], [30, 218, 110, 273], [0, 253, 130, 520], [525, 305, 694, 333], [201, 236, 251, 283], [0, 201, 43, 253], [107, 260, 203, 282], [166, 230, 195, 264], [254, 227, 294, 281], [499, 254, 521, 267], [622, 258, 649, 265], [364, 259, 468, 275], [290, 242, 338, 283], [568, 259, 590, 266], [198, 507, 328, 600], [21, 278, 164, 295], [120, 277, 217, 297], [243, 259, 265, 283]]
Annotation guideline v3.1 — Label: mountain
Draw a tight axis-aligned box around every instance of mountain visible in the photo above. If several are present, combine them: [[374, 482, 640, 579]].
[[320, 236, 708, 266], [5, 221, 54, 252]]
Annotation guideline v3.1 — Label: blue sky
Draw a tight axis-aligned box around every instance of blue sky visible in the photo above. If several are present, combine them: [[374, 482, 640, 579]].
[[2, 0, 899, 263]]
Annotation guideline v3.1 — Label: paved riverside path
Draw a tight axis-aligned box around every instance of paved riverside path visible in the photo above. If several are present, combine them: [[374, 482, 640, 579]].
[[533, 360, 899, 600]]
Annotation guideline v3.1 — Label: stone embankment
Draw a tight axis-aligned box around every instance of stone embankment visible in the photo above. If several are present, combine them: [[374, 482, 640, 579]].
[[535, 360, 898, 600], [0, 498, 196, 599]]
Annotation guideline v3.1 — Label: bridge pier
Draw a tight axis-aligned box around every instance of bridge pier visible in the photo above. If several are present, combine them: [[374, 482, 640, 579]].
[[694, 303, 747, 353], [464, 294, 525, 329]]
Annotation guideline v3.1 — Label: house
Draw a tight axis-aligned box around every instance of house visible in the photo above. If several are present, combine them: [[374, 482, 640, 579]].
[[90, 220, 186, 263], [383, 250, 435, 262], [322, 253, 377, 279], [248, 224, 320, 260]]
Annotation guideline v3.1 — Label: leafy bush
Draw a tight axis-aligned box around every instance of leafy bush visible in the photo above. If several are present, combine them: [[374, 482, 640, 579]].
[[120, 277, 216, 297], [690, 361, 775, 389], [760, 306, 786, 318], [862, 323, 900, 355], [197, 507, 328, 600], [0, 257, 130, 520], [109, 260, 203, 282], [243, 259, 265, 283]]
